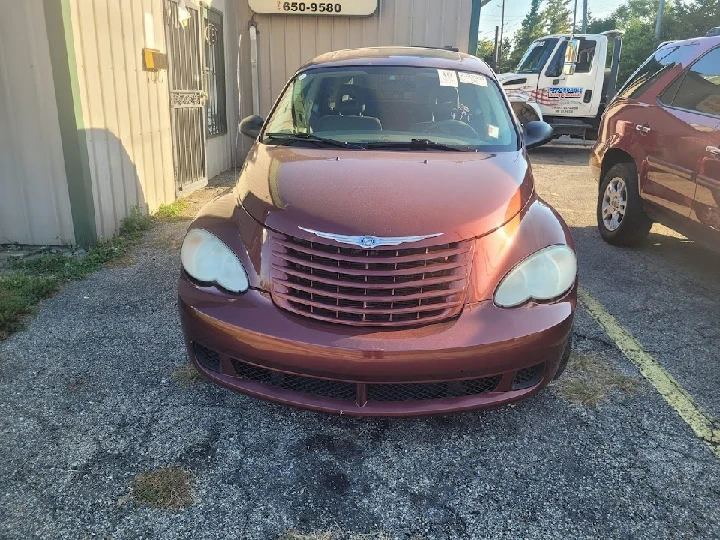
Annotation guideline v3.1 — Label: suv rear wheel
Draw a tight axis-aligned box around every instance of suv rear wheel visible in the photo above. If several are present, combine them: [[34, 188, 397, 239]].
[[597, 162, 652, 246]]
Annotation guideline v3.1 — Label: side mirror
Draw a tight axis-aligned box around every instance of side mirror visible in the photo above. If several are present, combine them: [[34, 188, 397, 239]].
[[563, 39, 580, 76], [240, 115, 264, 140], [524, 121, 554, 149]]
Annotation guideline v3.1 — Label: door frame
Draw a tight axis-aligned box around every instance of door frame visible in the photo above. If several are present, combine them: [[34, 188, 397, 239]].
[[164, 0, 208, 197]]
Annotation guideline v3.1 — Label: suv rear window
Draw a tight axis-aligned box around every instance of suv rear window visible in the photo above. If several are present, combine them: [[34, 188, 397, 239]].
[[659, 47, 720, 118], [616, 45, 692, 100]]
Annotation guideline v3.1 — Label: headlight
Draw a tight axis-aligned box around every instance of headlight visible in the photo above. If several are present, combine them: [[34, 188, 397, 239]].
[[180, 228, 249, 293], [494, 245, 576, 308]]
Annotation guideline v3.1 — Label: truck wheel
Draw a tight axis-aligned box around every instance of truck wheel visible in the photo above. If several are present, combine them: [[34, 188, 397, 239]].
[[514, 103, 540, 126], [597, 162, 652, 246]]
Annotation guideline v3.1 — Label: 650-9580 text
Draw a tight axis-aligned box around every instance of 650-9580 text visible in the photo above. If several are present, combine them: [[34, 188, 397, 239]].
[[280, 2, 342, 12]]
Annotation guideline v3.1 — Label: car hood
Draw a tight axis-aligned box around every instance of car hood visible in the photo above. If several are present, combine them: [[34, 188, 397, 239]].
[[235, 144, 534, 243], [497, 72, 537, 90]]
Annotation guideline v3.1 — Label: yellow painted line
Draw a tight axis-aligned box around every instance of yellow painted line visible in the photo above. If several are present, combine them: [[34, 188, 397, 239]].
[[578, 286, 720, 459]]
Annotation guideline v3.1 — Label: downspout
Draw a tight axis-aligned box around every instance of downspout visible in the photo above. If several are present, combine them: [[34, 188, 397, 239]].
[[249, 23, 260, 116], [468, 0, 482, 56]]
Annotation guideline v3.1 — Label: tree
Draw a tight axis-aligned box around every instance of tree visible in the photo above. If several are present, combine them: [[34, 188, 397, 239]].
[[497, 37, 513, 72], [541, 0, 573, 34], [476, 38, 496, 67], [586, 13, 618, 34], [671, 0, 720, 38], [598, 0, 682, 85], [508, 0, 545, 71]]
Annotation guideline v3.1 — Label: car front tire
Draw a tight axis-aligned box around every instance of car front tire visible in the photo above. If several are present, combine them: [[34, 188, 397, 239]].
[[597, 162, 652, 246]]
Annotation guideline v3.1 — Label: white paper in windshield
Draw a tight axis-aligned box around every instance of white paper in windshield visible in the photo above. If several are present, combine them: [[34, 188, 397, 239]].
[[458, 72, 488, 87], [488, 125, 500, 138], [437, 69, 458, 87]]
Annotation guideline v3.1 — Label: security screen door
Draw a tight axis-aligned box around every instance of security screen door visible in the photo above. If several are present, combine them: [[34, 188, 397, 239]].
[[165, 0, 207, 194]]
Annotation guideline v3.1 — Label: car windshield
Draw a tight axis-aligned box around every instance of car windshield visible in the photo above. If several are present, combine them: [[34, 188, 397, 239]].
[[516, 38, 559, 74], [262, 65, 518, 152]]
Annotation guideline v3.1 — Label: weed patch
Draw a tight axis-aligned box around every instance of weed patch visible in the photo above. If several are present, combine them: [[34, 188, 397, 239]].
[[155, 199, 190, 221], [0, 207, 155, 340], [554, 351, 639, 407], [132, 467, 194, 510], [277, 532, 401, 540], [173, 363, 202, 386]]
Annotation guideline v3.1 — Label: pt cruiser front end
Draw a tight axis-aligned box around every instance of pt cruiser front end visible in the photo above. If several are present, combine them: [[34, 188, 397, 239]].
[[178, 47, 576, 416]]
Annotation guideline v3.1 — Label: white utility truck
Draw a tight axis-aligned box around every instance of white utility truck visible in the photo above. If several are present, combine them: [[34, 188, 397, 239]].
[[498, 30, 624, 143]]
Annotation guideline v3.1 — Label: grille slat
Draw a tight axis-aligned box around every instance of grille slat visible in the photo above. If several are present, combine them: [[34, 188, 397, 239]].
[[271, 232, 472, 327], [274, 278, 464, 303], [273, 251, 467, 277], [275, 265, 467, 289], [275, 238, 468, 264], [276, 292, 462, 315]]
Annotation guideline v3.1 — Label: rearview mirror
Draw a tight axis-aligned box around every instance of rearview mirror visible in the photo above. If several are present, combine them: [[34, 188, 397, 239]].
[[563, 39, 580, 76], [240, 115, 264, 140], [524, 121, 554, 149]]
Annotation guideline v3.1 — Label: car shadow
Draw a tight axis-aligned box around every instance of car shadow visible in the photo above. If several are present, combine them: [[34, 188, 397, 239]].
[[570, 224, 720, 285]]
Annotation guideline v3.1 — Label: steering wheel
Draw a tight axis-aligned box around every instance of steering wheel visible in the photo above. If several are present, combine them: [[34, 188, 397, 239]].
[[425, 120, 479, 139]]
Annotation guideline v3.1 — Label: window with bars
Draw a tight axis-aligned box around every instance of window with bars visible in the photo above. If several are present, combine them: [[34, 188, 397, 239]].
[[204, 7, 227, 137]]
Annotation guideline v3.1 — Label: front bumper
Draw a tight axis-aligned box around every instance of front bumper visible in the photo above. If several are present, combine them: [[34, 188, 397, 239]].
[[179, 278, 576, 416], [589, 140, 607, 184]]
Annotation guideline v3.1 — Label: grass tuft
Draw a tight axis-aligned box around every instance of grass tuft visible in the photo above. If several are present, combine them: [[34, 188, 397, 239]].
[[0, 206, 158, 340], [155, 199, 190, 222], [132, 467, 194, 510], [554, 351, 639, 407], [173, 363, 202, 386], [276, 532, 401, 540], [0, 200, 192, 341]]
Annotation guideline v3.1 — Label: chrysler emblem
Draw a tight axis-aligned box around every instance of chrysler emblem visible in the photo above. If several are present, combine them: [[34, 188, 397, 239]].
[[359, 236, 378, 248], [298, 227, 443, 249]]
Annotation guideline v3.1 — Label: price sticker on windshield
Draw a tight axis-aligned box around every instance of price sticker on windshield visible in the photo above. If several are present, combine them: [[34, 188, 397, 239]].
[[437, 69, 458, 87], [458, 72, 487, 87]]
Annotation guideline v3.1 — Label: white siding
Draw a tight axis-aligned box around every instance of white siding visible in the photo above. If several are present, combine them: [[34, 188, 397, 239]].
[[236, 0, 473, 156], [206, 0, 240, 179], [69, 0, 175, 240], [0, 0, 75, 246]]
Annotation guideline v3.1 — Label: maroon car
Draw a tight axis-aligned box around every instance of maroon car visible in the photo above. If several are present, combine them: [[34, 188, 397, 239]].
[[178, 47, 577, 416], [591, 35, 720, 249]]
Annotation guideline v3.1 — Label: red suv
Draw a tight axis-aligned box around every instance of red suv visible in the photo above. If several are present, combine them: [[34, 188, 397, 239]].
[[591, 36, 720, 249]]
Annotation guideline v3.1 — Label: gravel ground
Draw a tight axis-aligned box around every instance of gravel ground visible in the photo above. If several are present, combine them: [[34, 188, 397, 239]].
[[1, 148, 719, 539]]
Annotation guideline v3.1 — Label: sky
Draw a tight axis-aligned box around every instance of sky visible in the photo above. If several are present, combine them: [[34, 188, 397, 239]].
[[479, 0, 628, 43]]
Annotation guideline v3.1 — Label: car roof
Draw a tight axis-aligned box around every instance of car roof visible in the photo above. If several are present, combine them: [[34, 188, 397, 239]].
[[299, 46, 494, 77], [657, 34, 720, 50]]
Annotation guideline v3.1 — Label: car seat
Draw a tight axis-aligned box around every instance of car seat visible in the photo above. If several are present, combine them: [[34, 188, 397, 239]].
[[315, 84, 382, 132]]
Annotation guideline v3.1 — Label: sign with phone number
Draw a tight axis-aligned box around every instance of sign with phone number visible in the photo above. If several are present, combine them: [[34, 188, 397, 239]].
[[249, 0, 378, 16]]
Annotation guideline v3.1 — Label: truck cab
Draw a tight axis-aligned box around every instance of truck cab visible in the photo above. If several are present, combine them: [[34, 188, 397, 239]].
[[499, 30, 623, 142]]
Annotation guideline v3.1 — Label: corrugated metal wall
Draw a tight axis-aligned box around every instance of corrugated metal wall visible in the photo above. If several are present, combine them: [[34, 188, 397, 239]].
[[0, 1, 75, 245], [236, 0, 473, 156], [206, 0, 240, 179], [69, 0, 175, 240]]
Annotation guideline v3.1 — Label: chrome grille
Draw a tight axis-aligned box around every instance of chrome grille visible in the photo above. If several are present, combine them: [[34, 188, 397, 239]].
[[271, 232, 473, 326]]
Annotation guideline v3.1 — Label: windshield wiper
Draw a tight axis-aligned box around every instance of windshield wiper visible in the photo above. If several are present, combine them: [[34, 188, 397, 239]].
[[263, 132, 365, 149], [363, 139, 477, 152]]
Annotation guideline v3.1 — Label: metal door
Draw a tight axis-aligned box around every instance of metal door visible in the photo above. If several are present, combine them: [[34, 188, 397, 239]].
[[165, 0, 206, 194]]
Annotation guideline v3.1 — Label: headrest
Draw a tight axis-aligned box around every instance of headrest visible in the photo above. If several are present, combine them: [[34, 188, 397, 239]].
[[435, 85, 459, 107], [335, 84, 367, 116]]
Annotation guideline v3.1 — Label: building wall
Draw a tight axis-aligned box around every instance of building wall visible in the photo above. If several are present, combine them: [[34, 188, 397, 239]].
[[0, 0, 75, 245], [236, 0, 474, 156], [69, 0, 175, 240], [206, 0, 241, 179]]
